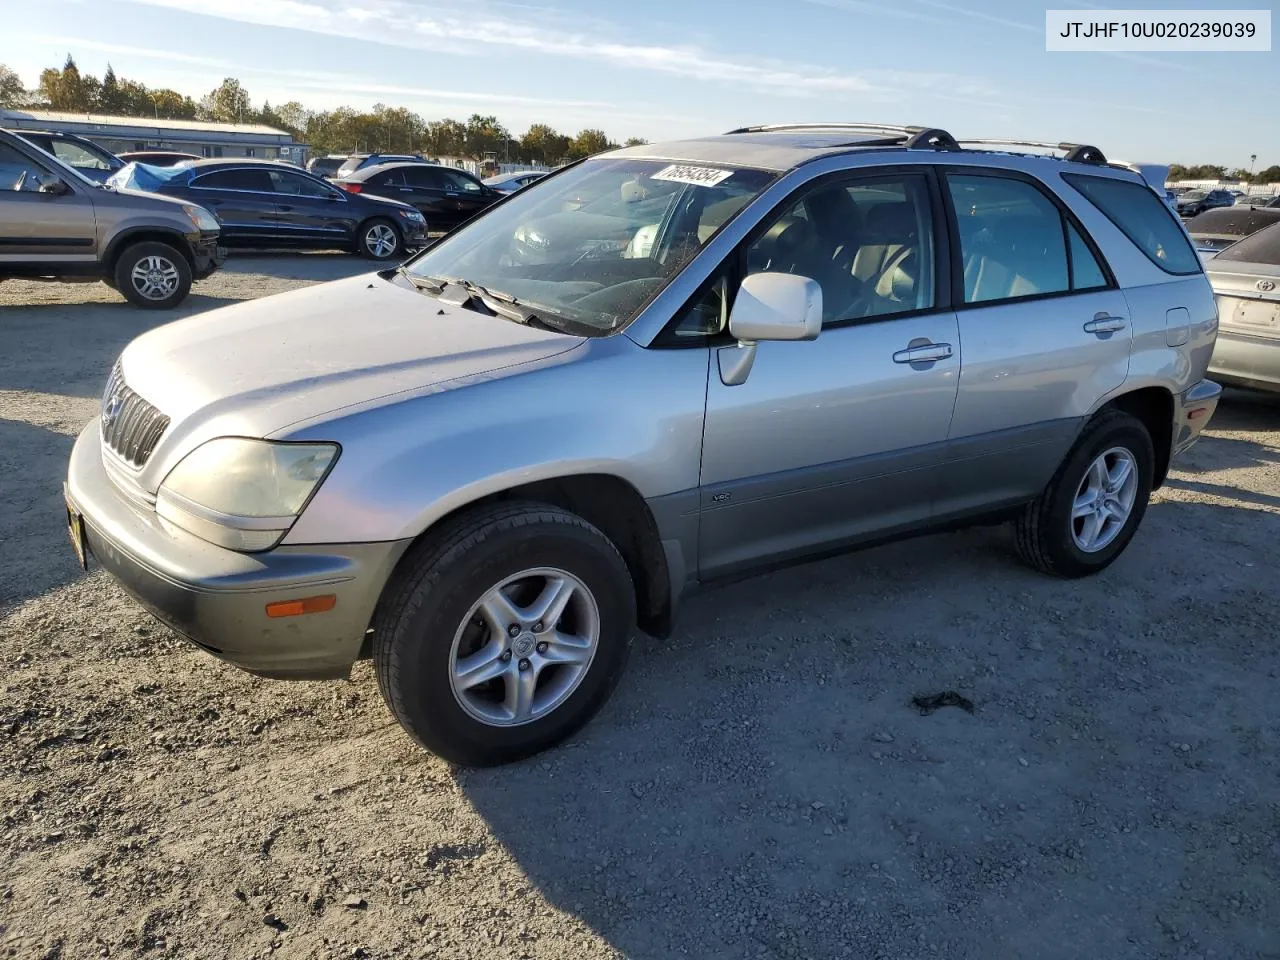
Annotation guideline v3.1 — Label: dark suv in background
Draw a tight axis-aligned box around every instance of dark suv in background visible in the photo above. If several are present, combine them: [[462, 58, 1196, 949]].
[[333, 161, 501, 231], [1177, 188, 1235, 218], [332, 153, 429, 178], [110, 158, 428, 259], [0, 129, 221, 307], [9, 129, 124, 183]]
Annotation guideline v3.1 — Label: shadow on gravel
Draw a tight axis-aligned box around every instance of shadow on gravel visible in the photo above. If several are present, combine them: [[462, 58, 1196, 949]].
[[1178, 432, 1280, 472], [219, 252, 375, 283], [1165, 475, 1280, 509], [454, 496, 1280, 960], [1211, 389, 1280, 432], [0, 419, 83, 609]]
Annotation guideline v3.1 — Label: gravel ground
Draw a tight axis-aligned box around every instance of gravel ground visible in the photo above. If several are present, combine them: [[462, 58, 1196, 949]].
[[2, 256, 1278, 960]]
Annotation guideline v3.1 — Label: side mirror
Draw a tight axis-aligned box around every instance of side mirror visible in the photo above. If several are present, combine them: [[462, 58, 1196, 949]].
[[37, 175, 71, 196], [719, 272, 823, 387], [728, 272, 823, 343]]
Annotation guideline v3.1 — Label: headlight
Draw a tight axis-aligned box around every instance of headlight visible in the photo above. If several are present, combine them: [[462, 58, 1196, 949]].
[[156, 438, 339, 551], [183, 204, 221, 232], [398, 209, 425, 222]]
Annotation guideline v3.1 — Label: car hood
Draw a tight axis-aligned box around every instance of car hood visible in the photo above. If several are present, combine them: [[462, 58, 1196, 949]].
[[116, 272, 584, 480], [359, 192, 419, 212]]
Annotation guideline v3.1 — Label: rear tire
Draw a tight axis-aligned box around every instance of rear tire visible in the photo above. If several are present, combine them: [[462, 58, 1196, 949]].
[[114, 241, 191, 309], [372, 502, 636, 766], [1014, 409, 1154, 578], [359, 218, 402, 260]]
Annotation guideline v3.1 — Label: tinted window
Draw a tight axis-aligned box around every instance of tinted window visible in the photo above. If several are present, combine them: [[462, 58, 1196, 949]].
[[404, 166, 443, 188], [748, 174, 936, 323], [192, 168, 275, 192], [1065, 173, 1201, 275], [440, 169, 484, 193], [1214, 221, 1280, 266], [268, 170, 334, 198], [372, 169, 406, 187], [0, 141, 49, 190], [948, 174, 1068, 303], [1068, 221, 1108, 289]]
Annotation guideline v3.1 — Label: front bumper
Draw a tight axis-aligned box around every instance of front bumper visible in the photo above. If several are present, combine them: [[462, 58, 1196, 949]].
[[1207, 331, 1280, 393], [401, 218, 429, 249], [1172, 378, 1223, 458], [65, 421, 410, 679], [191, 230, 226, 280]]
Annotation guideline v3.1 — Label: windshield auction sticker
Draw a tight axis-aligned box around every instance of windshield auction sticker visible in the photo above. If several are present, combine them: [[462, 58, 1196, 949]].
[[652, 165, 735, 187], [1046, 9, 1270, 50]]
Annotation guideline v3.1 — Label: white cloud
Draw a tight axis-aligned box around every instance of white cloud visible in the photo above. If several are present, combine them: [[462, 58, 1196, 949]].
[[119, 0, 990, 101]]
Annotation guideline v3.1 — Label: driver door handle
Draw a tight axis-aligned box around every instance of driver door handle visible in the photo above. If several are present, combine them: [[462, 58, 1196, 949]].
[[893, 342, 953, 364], [1084, 314, 1126, 334]]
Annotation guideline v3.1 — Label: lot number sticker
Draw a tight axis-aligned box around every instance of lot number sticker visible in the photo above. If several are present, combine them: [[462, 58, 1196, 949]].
[[652, 164, 734, 187]]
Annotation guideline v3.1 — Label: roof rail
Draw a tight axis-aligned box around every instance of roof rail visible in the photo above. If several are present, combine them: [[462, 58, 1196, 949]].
[[956, 139, 1108, 165], [724, 123, 961, 151]]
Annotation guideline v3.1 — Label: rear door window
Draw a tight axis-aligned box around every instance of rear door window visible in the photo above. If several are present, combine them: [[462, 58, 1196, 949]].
[[1064, 173, 1201, 275], [191, 169, 275, 192]]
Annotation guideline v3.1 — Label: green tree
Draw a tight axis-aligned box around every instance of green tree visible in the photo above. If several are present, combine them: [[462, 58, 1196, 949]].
[[423, 118, 467, 158], [274, 101, 309, 135], [464, 113, 510, 159], [200, 78, 252, 123], [567, 128, 611, 160], [151, 87, 198, 120], [519, 124, 569, 166], [624, 137, 649, 147], [1255, 165, 1280, 183], [98, 64, 124, 113], [38, 55, 99, 111], [0, 65, 27, 107]]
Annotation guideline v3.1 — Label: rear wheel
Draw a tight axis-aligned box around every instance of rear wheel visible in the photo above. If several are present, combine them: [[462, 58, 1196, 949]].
[[114, 241, 191, 308], [1014, 409, 1154, 578], [359, 218, 401, 260], [372, 502, 636, 766]]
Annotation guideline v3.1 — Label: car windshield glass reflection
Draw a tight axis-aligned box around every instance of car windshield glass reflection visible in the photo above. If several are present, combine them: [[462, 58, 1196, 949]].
[[405, 158, 776, 334]]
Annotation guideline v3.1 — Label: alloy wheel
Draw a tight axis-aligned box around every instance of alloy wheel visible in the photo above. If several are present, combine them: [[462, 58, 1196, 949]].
[[1071, 446, 1138, 553], [448, 567, 600, 727], [129, 256, 181, 301], [365, 224, 398, 258]]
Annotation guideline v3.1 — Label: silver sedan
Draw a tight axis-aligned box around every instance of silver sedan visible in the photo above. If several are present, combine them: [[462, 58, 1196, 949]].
[[1207, 221, 1280, 391]]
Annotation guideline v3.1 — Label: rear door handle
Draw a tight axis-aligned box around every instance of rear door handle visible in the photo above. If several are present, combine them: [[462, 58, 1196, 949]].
[[893, 342, 953, 364], [1084, 314, 1127, 334]]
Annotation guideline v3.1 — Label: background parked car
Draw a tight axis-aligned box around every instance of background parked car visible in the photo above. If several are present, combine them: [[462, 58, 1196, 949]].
[[306, 154, 349, 178], [483, 170, 546, 194], [332, 153, 431, 178], [1244, 195, 1280, 209], [107, 159, 427, 259], [1184, 206, 1280, 254], [0, 128, 221, 307], [333, 161, 501, 231], [9, 129, 123, 183], [1177, 188, 1235, 218], [1205, 220, 1280, 391], [116, 150, 201, 167]]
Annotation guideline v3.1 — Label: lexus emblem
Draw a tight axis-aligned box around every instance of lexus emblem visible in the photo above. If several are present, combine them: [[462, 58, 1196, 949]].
[[102, 385, 125, 428], [1258, 279, 1277, 293]]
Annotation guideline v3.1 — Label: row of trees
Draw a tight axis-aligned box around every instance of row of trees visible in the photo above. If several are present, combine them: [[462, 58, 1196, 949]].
[[1168, 162, 1280, 184], [0, 58, 647, 164]]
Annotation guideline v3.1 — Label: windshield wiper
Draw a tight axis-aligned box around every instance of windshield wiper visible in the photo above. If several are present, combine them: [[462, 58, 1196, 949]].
[[403, 273, 565, 331]]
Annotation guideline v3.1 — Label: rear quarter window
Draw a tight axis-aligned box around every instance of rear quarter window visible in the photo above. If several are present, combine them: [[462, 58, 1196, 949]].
[[1064, 173, 1201, 276], [1214, 221, 1280, 266]]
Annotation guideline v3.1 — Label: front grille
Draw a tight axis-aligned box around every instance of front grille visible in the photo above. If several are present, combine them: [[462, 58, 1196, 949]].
[[101, 361, 170, 467]]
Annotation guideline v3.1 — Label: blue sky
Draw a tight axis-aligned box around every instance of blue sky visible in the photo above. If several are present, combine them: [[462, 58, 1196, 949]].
[[4, 0, 1277, 167]]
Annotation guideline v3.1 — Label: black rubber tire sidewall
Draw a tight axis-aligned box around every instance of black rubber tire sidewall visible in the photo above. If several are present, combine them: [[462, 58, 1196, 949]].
[[374, 506, 635, 766], [1025, 411, 1154, 577], [114, 241, 192, 309], [359, 218, 402, 260]]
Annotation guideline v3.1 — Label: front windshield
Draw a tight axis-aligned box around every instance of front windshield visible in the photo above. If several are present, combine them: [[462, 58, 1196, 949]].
[[405, 157, 777, 333]]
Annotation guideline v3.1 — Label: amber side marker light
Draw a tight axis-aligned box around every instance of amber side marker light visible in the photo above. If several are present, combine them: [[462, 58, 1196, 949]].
[[266, 595, 337, 618]]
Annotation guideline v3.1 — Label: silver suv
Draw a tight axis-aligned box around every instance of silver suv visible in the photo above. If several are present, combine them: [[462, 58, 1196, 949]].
[[65, 124, 1221, 765]]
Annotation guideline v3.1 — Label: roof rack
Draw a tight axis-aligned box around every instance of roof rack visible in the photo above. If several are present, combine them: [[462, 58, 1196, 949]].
[[723, 122, 961, 151], [955, 139, 1108, 165]]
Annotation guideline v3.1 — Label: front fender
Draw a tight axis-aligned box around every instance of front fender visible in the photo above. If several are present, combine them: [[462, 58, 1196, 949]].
[[282, 337, 710, 544]]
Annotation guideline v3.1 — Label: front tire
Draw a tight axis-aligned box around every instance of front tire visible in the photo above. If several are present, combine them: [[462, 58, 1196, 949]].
[[114, 241, 192, 309], [359, 218, 402, 260], [1014, 409, 1154, 578], [372, 502, 636, 766]]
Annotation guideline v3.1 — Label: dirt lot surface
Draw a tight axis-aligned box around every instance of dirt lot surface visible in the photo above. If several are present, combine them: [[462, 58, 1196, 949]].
[[2, 256, 1278, 960]]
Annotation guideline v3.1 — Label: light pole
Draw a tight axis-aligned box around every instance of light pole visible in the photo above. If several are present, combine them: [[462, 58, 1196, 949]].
[[1249, 154, 1257, 177]]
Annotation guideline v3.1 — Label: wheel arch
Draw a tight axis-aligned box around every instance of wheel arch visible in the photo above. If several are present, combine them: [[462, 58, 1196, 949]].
[[1099, 385, 1175, 488], [104, 228, 196, 273], [390, 473, 674, 640]]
